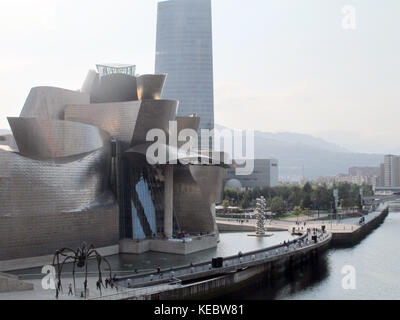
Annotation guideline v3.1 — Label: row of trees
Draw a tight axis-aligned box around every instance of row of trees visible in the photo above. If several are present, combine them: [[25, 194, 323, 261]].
[[223, 182, 373, 215]]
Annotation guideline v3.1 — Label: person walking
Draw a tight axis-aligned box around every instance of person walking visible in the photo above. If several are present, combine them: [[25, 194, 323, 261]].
[[68, 283, 73, 296]]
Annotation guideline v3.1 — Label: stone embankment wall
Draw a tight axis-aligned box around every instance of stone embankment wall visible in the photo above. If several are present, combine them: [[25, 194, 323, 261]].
[[331, 208, 389, 247]]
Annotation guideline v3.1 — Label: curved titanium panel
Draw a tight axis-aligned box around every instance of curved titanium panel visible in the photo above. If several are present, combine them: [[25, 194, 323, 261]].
[[137, 74, 167, 100], [65, 101, 141, 144], [131, 99, 178, 146], [0, 146, 112, 217], [125, 142, 211, 165], [189, 165, 226, 204], [173, 165, 215, 233], [197, 150, 231, 166], [8, 117, 109, 160], [81, 69, 99, 94], [176, 116, 200, 133], [90, 73, 138, 103], [176, 116, 200, 148], [20, 86, 90, 120]]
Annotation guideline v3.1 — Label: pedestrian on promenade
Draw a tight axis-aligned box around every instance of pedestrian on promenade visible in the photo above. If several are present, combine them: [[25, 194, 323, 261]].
[[157, 265, 161, 274], [68, 283, 73, 296]]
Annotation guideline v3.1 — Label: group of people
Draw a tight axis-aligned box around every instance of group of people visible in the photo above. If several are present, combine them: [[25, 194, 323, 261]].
[[59, 274, 118, 299]]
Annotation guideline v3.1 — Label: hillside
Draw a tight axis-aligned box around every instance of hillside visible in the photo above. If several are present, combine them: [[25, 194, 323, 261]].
[[215, 125, 383, 180]]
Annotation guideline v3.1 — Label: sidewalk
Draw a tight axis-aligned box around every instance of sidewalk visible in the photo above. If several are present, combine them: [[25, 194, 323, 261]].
[[0, 275, 122, 300]]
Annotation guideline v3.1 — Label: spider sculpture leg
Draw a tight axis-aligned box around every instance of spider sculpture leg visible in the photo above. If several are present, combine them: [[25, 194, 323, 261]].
[[72, 257, 77, 294], [87, 249, 103, 296], [52, 247, 78, 294], [58, 255, 76, 294], [84, 254, 89, 299]]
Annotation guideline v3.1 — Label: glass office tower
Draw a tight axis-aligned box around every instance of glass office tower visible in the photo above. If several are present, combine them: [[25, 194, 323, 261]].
[[155, 0, 214, 148]]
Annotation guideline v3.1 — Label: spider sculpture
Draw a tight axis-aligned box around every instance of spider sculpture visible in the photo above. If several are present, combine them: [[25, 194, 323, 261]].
[[52, 242, 113, 299]]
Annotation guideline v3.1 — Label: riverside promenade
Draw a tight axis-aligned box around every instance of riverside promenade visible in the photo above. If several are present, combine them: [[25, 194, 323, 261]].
[[217, 206, 389, 247], [92, 229, 331, 300], [217, 217, 359, 234]]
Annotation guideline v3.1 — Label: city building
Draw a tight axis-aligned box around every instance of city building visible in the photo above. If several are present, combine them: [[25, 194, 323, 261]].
[[0, 63, 228, 270], [333, 174, 378, 187], [374, 155, 400, 193], [313, 166, 380, 188], [225, 159, 279, 189], [348, 166, 380, 177], [383, 155, 400, 187], [155, 0, 214, 148]]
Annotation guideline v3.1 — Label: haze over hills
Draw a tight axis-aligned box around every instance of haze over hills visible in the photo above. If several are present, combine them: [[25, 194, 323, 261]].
[[215, 125, 383, 181]]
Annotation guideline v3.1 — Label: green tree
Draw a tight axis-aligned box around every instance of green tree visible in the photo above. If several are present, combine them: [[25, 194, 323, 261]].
[[240, 198, 251, 209], [270, 197, 286, 215], [342, 197, 357, 210], [288, 186, 302, 208], [303, 182, 312, 194], [302, 194, 313, 209], [293, 206, 303, 220], [222, 199, 230, 212]]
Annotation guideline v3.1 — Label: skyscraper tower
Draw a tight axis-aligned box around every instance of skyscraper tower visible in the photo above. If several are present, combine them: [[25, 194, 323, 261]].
[[155, 0, 214, 148]]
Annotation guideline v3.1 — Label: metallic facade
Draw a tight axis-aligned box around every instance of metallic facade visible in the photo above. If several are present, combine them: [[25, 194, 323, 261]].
[[0, 62, 227, 262], [65, 101, 141, 144], [136, 74, 167, 100], [8, 117, 109, 160], [0, 148, 112, 216], [131, 100, 179, 146], [155, 0, 215, 138], [173, 165, 225, 234], [20, 86, 89, 120], [88, 73, 139, 103]]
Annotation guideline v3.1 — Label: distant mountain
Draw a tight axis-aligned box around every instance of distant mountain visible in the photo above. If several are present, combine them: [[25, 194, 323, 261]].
[[254, 131, 349, 153], [215, 125, 383, 180]]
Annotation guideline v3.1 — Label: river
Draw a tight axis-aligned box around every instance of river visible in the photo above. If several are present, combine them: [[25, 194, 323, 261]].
[[219, 210, 400, 300]]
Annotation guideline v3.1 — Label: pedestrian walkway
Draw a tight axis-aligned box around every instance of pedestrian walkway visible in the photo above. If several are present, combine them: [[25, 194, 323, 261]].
[[114, 229, 330, 296]]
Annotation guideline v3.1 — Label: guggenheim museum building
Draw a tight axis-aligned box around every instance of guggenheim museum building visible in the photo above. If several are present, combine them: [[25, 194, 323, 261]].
[[0, 64, 228, 270]]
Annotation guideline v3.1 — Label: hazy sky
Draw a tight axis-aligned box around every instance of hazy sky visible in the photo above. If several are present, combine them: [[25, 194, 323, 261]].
[[0, 0, 399, 154]]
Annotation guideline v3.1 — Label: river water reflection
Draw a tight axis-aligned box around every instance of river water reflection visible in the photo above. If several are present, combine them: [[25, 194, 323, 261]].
[[220, 211, 400, 300]]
